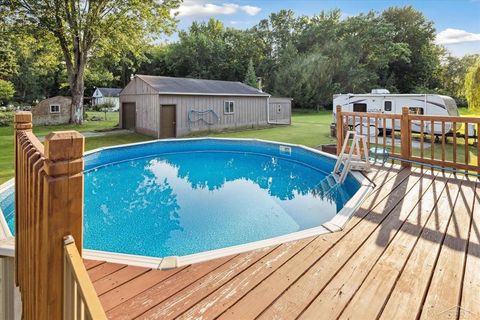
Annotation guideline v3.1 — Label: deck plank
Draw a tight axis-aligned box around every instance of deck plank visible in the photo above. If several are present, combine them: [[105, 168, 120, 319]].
[[298, 170, 443, 319], [136, 245, 276, 319], [419, 178, 475, 319], [106, 255, 235, 319], [338, 172, 452, 319], [379, 176, 464, 319], [258, 169, 427, 319], [216, 166, 413, 319], [93, 265, 150, 296], [99, 267, 186, 312], [84, 259, 105, 270], [459, 182, 480, 319], [88, 262, 126, 282], [176, 237, 315, 320]]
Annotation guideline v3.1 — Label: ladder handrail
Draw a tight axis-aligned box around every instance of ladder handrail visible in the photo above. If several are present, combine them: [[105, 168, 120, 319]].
[[334, 131, 370, 183]]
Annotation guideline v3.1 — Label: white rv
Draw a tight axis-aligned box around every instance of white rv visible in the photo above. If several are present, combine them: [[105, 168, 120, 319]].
[[333, 89, 475, 137]]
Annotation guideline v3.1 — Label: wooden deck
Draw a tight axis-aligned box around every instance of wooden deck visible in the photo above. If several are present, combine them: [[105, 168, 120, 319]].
[[85, 164, 480, 319]]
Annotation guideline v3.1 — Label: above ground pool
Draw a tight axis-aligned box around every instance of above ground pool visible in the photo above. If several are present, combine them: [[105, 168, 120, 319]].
[[0, 138, 366, 261]]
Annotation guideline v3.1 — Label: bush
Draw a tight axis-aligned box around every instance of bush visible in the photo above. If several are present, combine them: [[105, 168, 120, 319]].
[[0, 112, 14, 127], [0, 80, 15, 105], [92, 101, 115, 111]]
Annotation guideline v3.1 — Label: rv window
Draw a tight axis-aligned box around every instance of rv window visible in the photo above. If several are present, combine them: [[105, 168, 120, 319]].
[[384, 101, 392, 112], [353, 103, 367, 112], [409, 107, 424, 115]]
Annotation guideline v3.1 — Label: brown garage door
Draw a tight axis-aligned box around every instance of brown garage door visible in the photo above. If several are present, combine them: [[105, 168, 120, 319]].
[[160, 105, 176, 138], [122, 103, 136, 130]]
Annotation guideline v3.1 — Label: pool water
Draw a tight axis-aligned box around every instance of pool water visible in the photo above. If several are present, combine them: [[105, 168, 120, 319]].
[[0, 139, 361, 258]]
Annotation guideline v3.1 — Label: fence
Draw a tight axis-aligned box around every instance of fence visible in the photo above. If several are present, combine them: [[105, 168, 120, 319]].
[[12, 112, 106, 319], [336, 106, 480, 174]]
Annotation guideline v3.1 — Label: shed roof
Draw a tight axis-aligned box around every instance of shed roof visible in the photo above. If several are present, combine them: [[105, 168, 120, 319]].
[[134, 75, 270, 97], [96, 88, 122, 97]]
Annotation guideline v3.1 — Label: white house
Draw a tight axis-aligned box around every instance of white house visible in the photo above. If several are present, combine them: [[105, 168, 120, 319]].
[[92, 87, 122, 111]]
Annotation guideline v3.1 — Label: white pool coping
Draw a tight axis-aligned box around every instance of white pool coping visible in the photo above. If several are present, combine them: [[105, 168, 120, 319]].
[[0, 137, 374, 270]]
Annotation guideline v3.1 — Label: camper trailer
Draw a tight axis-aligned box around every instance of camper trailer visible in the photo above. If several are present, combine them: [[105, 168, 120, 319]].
[[333, 89, 476, 137]]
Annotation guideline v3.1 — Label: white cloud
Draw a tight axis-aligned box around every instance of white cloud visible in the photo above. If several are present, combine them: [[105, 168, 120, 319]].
[[241, 5, 261, 16], [176, 1, 261, 17], [435, 28, 480, 45]]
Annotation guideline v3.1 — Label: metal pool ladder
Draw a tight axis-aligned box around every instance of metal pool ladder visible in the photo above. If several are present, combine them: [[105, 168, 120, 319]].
[[333, 131, 371, 183]]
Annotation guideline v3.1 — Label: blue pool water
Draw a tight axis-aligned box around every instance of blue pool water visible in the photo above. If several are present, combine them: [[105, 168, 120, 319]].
[[0, 139, 360, 258]]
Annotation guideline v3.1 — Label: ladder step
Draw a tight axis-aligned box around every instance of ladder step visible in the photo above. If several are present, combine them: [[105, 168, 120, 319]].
[[332, 130, 371, 184]]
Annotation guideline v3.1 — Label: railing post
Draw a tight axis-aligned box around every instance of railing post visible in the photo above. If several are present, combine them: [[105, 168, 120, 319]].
[[336, 105, 343, 155], [14, 112, 32, 287], [43, 131, 84, 319], [401, 107, 412, 167]]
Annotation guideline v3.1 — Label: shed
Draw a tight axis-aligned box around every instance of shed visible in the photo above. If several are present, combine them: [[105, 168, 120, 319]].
[[268, 97, 292, 125], [92, 87, 122, 111], [120, 75, 290, 138], [32, 96, 72, 125]]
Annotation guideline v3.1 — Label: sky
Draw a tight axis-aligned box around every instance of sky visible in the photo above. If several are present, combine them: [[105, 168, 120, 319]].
[[170, 0, 480, 57]]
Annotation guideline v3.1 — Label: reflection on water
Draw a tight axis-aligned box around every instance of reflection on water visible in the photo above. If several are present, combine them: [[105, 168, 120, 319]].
[[82, 151, 352, 257]]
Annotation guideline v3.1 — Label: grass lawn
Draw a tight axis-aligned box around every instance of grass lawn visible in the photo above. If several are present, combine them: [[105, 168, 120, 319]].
[[0, 112, 153, 184], [195, 111, 336, 147]]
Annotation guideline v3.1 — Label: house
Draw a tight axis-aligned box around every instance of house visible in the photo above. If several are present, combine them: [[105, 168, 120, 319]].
[[31, 96, 72, 125], [119, 75, 292, 138], [92, 87, 122, 111]]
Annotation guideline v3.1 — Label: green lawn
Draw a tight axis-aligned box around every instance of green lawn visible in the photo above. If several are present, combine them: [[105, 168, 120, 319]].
[[0, 112, 152, 184], [194, 111, 336, 147]]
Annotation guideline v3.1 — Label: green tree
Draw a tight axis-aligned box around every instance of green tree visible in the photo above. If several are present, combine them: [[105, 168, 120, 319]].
[[9, 0, 179, 123], [465, 59, 480, 112], [0, 80, 15, 105], [167, 19, 227, 79], [244, 59, 258, 88], [381, 6, 441, 93], [438, 54, 479, 106]]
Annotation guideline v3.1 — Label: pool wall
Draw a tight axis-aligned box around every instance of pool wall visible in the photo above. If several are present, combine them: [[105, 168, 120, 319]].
[[0, 137, 373, 269]]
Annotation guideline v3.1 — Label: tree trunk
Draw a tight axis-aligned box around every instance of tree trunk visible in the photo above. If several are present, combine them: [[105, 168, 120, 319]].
[[70, 78, 84, 124], [68, 61, 86, 124]]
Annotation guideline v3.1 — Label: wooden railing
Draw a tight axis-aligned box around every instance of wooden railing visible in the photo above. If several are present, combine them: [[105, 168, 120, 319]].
[[13, 112, 106, 319], [64, 235, 107, 319], [336, 106, 480, 174]]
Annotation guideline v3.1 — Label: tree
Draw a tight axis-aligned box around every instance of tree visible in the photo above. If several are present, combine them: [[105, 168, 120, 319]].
[[438, 54, 479, 106], [9, 0, 180, 123], [0, 80, 15, 105], [465, 59, 480, 112], [244, 59, 258, 88], [381, 6, 441, 93]]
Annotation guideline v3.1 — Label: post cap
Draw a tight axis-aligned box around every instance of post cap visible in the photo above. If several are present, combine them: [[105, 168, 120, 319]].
[[44, 131, 85, 161], [14, 111, 32, 124]]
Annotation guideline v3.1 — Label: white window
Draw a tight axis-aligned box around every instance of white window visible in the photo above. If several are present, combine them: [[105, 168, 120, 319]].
[[277, 104, 282, 113], [50, 104, 60, 113], [224, 101, 235, 114]]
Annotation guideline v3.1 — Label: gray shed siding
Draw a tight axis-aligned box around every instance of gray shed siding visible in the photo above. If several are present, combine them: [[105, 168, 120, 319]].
[[268, 97, 292, 124], [159, 95, 268, 137], [120, 77, 160, 137]]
